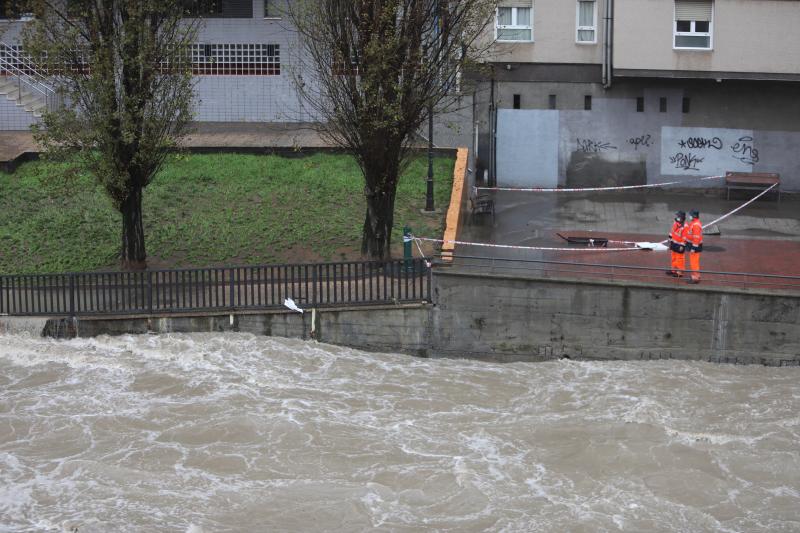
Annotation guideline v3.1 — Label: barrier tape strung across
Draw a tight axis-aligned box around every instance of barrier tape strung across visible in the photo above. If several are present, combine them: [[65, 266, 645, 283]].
[[703, 183, 779, 229], [409, 183, 779, 256], [475, 174, 725, 193], [412, 236, 643, 252]]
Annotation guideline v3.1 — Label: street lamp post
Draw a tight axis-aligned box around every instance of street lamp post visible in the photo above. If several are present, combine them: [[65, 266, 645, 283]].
[[425, 102, 435, 212]]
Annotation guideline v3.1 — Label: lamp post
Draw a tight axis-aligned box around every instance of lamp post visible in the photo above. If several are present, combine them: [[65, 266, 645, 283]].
[[425, 102, 435, 212]]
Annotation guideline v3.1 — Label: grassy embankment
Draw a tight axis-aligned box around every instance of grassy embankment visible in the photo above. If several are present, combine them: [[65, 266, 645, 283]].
[[0, 152, 455, 274]]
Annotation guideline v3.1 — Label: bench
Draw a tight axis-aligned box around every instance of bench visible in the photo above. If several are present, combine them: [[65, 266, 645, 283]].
[[725, 172, 780, 203], [469, 192, 495, 225]]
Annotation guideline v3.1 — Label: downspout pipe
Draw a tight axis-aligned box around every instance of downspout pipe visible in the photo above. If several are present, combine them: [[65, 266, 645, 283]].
[[602, 0, 614, 88]]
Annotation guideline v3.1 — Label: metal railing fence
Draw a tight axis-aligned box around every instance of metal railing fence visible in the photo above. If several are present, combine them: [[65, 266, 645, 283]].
[[0, 259, 431, 317], [443, 254, 800, 293], [0, 42, 61, 113]]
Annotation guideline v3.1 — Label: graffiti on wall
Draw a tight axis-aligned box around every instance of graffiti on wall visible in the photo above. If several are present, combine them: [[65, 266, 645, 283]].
[[628, 134, 654, 150], [730, 136, 759, 165], [661, 127, 761, 175], [576, 138, 617, 153], [677, 136, 723, 150], [669, 152, 704, 171]]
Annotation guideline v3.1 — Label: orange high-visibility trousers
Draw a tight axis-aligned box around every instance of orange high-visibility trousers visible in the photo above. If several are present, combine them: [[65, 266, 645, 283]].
[[670, 251, 685, 275], [688, 251, 701, 281]]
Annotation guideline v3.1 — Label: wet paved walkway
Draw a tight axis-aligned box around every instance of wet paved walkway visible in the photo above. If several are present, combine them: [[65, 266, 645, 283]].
[[457, 189, 800, 292]]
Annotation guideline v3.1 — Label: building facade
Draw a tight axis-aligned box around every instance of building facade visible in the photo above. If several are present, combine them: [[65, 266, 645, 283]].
[[476, 0, 800, 191], [0, 0, 310, 130]]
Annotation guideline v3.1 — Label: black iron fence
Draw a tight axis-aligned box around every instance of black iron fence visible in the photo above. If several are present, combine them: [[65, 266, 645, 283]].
[[0, 259, 431, 317]]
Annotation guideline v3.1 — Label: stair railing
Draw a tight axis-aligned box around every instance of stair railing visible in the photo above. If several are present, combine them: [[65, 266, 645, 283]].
[[0, 42, 60, 114]]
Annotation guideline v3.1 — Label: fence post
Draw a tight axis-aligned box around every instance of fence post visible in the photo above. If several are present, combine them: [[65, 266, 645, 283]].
[[426, 260, 432, 303], [0, 276, 4, 315], [403, 226, 412, 273], [147, 271, 153, 313], [229, 267, 235, 310], [312, 264, 317, 306], [68, 274, 76, 316]]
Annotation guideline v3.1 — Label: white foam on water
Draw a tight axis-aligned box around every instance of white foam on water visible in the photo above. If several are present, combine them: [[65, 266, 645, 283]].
[[1, 332, 799, 531]]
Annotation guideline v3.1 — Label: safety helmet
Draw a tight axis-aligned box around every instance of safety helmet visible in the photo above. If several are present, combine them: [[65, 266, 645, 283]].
[[689, 209, 699, 218], [674, 210, 686, 221]]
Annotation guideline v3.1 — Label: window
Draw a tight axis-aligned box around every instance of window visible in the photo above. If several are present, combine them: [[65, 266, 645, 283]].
[[659, 97, 667, 112], [496, 6, 533, 42], [674, 1, 712, 49], [182, 0, 223, 17], [682, 97, 691, 113], [584, 95, 592, 110], [636, 97, 644, 112], [264, 0, 281, 18], [190, 44, 280, 75], [548, 94, 556, 110], [576, 1, 597, 43], [513, 94, 521, 109], [0, 0, 23, 19]]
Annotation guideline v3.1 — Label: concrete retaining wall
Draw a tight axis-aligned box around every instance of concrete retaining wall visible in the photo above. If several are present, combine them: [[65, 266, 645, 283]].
[[5, 272, 799, 366], [429, 271, 800, 366], [22, 304, 433, 357]]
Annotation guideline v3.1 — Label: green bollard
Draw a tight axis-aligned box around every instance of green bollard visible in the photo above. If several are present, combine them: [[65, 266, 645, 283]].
[[403, 226, 412, 272]]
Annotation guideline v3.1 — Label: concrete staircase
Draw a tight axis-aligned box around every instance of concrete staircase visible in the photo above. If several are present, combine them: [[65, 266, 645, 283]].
[[0, 75, 47, 117]]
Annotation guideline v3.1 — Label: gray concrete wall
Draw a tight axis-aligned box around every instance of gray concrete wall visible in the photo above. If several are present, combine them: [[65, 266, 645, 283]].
[[191, 1, 308, 123], [478, 78, 800, 191], [429, 271, 800, 366], [11, 272, 800, 366], [27, 304, 433, 358], [0, 96, 38, 130], [0, 1, 310, 128]]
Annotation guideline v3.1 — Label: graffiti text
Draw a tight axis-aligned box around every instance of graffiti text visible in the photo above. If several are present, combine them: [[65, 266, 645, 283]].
[[669, 152, 704, 171], [628, 134, 653, 150], [577, 138, 618, 153]]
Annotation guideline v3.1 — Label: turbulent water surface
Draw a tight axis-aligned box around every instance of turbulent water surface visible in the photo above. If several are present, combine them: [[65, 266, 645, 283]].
[[0, 333, 798, 532]]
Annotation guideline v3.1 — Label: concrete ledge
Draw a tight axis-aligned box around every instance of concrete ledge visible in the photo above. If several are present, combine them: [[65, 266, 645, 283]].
[[441, 147, 468, 262]]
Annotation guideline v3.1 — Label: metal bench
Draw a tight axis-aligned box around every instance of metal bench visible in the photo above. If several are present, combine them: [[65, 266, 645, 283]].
[[469, 192, 495, 224], [725, 172, 780, 203]]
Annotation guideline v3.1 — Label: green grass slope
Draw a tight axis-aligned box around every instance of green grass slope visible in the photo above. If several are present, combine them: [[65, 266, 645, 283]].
[[0, 152, 454, 274]]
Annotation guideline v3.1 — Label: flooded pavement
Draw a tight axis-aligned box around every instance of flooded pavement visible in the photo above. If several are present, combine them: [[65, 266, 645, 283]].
[[457, 190, 800, 290], [2, 332, 799, 532]]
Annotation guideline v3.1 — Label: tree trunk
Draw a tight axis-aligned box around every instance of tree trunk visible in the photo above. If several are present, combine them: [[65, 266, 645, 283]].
[[120, 186, 147, 270], [361, 184, 396, 260]]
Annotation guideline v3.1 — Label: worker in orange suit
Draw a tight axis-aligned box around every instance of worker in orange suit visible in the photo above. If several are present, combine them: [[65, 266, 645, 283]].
[[667, 210, 686, 277], [685, 209, 703, 284]]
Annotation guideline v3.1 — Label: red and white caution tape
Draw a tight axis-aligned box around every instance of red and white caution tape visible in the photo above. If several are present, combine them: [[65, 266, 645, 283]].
[[407, 181, 776, 257], [704, 183, 778, 229], [475, 174, 725, 193], [412, 236, 649, 252]]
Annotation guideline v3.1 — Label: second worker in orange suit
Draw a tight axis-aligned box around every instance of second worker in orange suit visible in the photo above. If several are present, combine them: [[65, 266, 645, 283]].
[[667, 210, 687, 277], [685, 209, 703, 284]]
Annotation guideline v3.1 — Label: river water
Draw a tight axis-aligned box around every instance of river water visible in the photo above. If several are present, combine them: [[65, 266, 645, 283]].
[[1, 333, 798, 532]]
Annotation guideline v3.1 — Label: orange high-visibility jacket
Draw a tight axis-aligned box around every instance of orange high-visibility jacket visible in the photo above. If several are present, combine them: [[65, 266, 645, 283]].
[[686, 218, 703, 247], [669, 221, 686, 244]]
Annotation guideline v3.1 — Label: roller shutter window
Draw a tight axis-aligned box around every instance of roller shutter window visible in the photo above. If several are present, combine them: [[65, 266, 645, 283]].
[[497, 2, 533, 42], [674, 0, 712, 49]]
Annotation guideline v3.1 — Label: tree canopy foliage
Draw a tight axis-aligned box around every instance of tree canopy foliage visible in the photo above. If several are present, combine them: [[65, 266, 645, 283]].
[[23, 0, 200, 269], [290, 0, 495, 259]]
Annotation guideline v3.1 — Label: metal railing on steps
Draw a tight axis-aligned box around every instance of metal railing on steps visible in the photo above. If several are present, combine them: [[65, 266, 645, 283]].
[[0, 42, 60, 115]]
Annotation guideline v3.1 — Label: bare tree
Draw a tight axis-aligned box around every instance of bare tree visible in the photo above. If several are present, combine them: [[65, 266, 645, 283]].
[[22, 0, 201, 270], [290, 0, 495, 259]]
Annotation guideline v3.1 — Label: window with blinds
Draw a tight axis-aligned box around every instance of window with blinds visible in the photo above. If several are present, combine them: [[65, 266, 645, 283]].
[[496, 4, 533, 42], [674, 0, 713, 49]]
